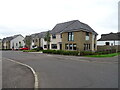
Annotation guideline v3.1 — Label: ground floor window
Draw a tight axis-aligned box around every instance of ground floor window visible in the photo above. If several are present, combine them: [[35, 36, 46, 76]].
[[84, 44, 90, 51], [73, 44, 77, 50], [65, 43, 77, 50], [69, 44, 73, 50], [65, 44, 69, 49], [51, 44, 57, 49], [44, 45, 47, 48], [105, 42, 110, 45]]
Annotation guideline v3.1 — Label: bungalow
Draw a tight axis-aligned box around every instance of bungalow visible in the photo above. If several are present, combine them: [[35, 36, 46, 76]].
[[2, 34, 25, 50], [97, 32, 120, 52], [50, 20, 98, 51]]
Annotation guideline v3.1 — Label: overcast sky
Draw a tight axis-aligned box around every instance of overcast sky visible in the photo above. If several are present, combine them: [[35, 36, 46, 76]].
[[0, 0, 119, 39]]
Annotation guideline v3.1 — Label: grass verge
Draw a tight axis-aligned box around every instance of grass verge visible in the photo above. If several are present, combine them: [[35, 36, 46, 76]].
[[85, 52, 120, 58]]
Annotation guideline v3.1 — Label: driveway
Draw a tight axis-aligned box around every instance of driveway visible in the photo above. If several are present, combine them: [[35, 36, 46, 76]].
[[2, 51, 118, 88]]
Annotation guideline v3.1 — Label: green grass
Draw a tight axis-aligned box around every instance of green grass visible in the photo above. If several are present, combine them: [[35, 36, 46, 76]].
[[22, 50, 38, 52], [86, 52, 120, 58]]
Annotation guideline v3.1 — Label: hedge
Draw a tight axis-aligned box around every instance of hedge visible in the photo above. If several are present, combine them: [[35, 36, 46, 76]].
[[42, 49, 118, 56], [43, 50, 79, 56]]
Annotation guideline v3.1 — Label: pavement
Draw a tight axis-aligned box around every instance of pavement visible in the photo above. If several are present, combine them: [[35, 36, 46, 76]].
[[2, 51, 118, 88], [2, 58, 34, 88]]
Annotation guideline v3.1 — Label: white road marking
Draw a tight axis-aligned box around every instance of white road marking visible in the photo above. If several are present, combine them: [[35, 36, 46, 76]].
[[3, 58, 38, 90]]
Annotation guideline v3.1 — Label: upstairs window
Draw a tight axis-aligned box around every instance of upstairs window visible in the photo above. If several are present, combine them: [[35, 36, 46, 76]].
[[16, 43, 18, 46], [60, 34, 62, 38], [86, 32, 89, 40], [33, 40, 34, 42], [68, 32, 74, 41], [52, 34, 56, 39], [36, 39, 38, 42]]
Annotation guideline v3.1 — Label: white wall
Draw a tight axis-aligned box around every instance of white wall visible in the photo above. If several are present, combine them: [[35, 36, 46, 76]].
[[41, 38, 47, 50], [50, 34, 62, 50], [10, 36, 25, 49], [97, 40, 120, 46]]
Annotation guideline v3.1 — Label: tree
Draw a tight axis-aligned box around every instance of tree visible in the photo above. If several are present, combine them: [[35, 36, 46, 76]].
[[44, 31, 51, 50], [24, 35, 32, 49]]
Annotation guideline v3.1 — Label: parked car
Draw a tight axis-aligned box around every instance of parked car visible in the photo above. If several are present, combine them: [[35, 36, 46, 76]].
[[19, 47, 29, 50]]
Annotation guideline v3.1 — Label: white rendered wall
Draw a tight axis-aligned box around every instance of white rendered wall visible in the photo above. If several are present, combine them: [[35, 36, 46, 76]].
[[50, 34, 62, 50], [41, 38, 47, 50], [97, 40, 120, 46], [10, 36, 25, 49]]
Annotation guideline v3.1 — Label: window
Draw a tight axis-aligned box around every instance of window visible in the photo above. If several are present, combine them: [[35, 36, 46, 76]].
[[36, 39, 38, 42], [69, 44, 72, 50], [84, 44, 90, 51], [106, 42, 110, 45], [89, 44, 90, 49], [16, 43, 18, 46], [73, 44, 77, 50], [61, 34, 62, 38], [84, 44, 86, 50], [65, 44, 68, 50], [111, 43, 113, 46], [86, 32, 89, 40], [68, 32, 74, 41], [52, 34, 56, 39], [33, 40, 34, 42], [51, 44, 57, 49], [44, 45, 47, 48], [94, 44, 96, 49], [86, 32, 89, 36]]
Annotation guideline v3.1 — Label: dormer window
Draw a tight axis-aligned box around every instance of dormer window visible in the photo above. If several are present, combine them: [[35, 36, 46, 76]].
[[52, 34, 56, 39]]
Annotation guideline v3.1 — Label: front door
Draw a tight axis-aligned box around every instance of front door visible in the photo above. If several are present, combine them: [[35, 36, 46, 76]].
[[60, 44, 62, 50]]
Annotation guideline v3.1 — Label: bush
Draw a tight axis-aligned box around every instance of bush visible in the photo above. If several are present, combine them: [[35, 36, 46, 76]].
[[22, 50, 37, 52], [80, 51, 95, 56], [2, 49, 12, 50], [32, 47, 43, 51], [43, 50, 79, 56]]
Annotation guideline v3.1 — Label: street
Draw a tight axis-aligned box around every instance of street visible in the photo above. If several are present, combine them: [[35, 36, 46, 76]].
[[2, 51, 118, 88]]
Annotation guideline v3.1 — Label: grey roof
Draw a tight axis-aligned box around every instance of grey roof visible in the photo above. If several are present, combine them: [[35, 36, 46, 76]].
[[37, 31, 47, 38], [51, 20, 77, 34], [98, 32, 120, 41], [51, 20, 98, 35], [2, 34, 23, 42]]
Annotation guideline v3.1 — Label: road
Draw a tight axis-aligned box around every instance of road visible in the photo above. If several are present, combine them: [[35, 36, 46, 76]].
[[2, 51, 118, 88]]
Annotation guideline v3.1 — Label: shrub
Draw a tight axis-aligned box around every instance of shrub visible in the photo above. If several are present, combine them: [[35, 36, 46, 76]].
[[80, 51, 95, 56], [43, 50, 79, 56], [23, 50, 37, 52], [32, 47, 43, 51]]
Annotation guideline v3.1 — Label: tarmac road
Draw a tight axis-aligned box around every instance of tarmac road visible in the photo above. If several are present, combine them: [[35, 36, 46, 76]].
[[2, 51, 118, 88]]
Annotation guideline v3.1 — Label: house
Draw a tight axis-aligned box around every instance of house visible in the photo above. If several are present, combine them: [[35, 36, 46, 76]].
[[0, 39, 1, 49], [50, 20, 75, 50], [24, 31, 48, 49], [50, 20, 98, 51], [97, 32, 120, 52], [30, 33, 40, 49], [39, 32, 48, 50], [2, 34, 25, 50]]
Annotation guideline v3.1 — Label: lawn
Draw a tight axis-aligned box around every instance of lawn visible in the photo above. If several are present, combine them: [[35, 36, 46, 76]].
[[86, 52, 120, 58]]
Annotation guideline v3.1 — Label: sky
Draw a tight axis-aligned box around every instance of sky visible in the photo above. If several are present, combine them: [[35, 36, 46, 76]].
[[0, 0, 119, 39]]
